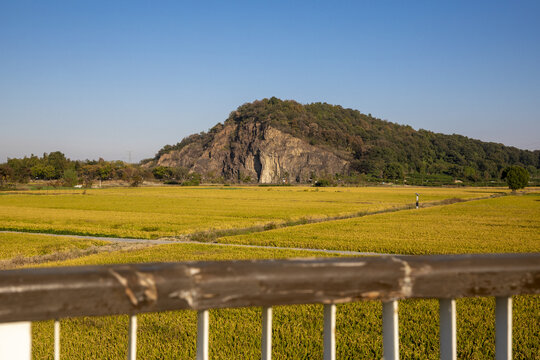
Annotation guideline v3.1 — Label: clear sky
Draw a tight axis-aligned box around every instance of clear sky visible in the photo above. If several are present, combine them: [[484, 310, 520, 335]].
[[1, 0, 539, 162]]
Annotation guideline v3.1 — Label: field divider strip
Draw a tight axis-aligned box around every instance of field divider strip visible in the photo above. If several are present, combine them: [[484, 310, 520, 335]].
[[0, 230, 395, 256], [0, 231, 177, 244], [0, 242, 153, 270], [183, 192, 508, 243], [165, 240, 397, 256]]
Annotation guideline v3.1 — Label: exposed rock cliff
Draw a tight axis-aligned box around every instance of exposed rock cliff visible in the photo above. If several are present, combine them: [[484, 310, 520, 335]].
[[156, 121, 347, 183]]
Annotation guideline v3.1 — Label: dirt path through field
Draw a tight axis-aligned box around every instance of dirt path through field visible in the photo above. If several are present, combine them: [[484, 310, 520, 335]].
[[0, 230, 393, 256], [0, 231, 177, 244], [166, 239, 395, 256], [0, 242, 153, 269]]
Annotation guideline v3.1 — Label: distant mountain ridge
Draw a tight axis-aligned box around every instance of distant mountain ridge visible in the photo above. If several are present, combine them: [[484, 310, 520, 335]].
[[146, 97, 539, 184]]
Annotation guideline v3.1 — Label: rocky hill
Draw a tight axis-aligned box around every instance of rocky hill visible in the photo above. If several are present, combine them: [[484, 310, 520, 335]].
[[145, 98, 539, 184]]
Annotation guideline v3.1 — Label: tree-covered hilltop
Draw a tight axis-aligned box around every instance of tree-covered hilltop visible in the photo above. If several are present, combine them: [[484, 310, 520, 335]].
[[152, 97, 539, 183]]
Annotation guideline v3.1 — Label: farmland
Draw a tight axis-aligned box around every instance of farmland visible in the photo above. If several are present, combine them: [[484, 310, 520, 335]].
[[219, 192, 540, 254], [0, 186, 502, 238], [0, 232, 106, 260], [0, 185, 538, 359]]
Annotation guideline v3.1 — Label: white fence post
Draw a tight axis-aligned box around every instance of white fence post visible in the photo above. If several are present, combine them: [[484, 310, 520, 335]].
[[323, 304, 336, 360], [0, 322, 31, 360], [261, 307, 272, 360], [127, 315, 137, 360], [382, 301, 399, 360], [196, 310, 209, 360], [495, 297, 512, 360], [439, 299, 456, 360], [54, 320, 60, 360]]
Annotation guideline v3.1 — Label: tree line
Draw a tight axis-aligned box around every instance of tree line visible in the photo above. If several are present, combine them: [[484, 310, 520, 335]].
[[0, 152, 149, 188], [0, 152, 208, 189], [0, 151, 531, 190]]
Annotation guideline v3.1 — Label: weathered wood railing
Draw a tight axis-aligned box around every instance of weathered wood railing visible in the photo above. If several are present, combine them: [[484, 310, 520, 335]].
[[0, 253, 538, 359]]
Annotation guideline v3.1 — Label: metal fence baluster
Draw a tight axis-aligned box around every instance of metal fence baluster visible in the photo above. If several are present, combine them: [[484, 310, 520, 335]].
[[382, 301, 399, 360], [128, 315, 137, 360], [495, 297, 512, 360], [54, 319, 60, 360], [439, 299, 456, 360], [323, 304, 336, 360], [261, 307, 273, 360], [196, 310, 209, 360]]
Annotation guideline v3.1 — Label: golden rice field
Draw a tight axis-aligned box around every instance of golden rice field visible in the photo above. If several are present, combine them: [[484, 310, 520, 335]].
[[0, 186, 538, 359], [0, 232, 106, 260], [219, 192, 540, 254], [0, 186, 503, 239]]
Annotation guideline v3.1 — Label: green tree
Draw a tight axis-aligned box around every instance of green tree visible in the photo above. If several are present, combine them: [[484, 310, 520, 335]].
[[152, 166, 173, 180], [171, 166, 189, 181], [383, 163, 404, 181], [62, 169, 79, 187], [97, 162, 113, 180], [81, 164, 99, 187], [463, 166, 478, 182], [46, 151, 68, 178], [504, 166, 529, 191], [122, 166, 146, 187], [0, 164, 14, 186], [7, 157, 34, 182], [31, 165, 56, 179]]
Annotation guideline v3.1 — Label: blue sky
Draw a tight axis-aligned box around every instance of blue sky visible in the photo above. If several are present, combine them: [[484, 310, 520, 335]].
[[1, 0, 539, 162]]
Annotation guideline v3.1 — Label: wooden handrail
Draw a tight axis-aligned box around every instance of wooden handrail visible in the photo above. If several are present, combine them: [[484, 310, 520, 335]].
[[0, 253, 538, 323]]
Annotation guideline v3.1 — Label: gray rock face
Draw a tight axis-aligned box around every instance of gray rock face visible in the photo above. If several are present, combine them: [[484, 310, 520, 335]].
[[156, 121, 348, 183]]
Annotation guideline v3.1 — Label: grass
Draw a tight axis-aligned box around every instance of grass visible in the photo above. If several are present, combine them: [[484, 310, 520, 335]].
[[28, 242, 539, 359], [0, 186, 504, 239], [219, 193, 540, 254]]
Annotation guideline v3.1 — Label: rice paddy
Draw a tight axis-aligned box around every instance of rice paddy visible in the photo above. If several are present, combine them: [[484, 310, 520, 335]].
[[219, 192, 540, 254], [0, 186, 504, 239], [0, 185, 537, 359], [0, 232, 106, 260]]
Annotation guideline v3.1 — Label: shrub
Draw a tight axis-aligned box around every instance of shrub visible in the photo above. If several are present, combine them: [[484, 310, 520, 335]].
[[314, 179, 331, 187], [181, 179, 200, 186], [152, 166, 173, 180], [130, 175, 143, 187], [504, 166, 529, 191], [62, 169, 79, 187], [0, 164, 14, 185]]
